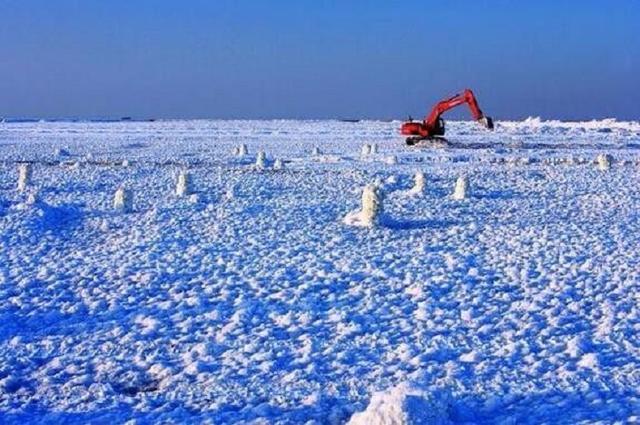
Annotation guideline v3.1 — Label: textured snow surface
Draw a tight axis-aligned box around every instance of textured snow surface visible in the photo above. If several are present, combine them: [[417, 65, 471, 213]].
[[1, 119, 640, 424]]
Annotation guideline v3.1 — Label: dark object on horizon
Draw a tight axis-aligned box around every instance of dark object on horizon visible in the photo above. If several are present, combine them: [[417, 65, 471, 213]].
[[339, 119, 360, 123], [121, 117, 132, 121], [3, 118, 39, 123]]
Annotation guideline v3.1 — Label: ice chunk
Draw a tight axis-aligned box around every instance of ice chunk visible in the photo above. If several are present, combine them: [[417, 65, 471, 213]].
[[348, 382, 452, 425]]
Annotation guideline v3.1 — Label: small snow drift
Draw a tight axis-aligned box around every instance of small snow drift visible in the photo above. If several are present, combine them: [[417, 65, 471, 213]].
[[273, 158, 284, 170], [452, 176, 468, 200], [114, 187, 133, 212], [16, 197, 83, 235], [596, 153, 612, 171], [25, 190, 38, 206], [348, 383, 452, 425], [344, 184, 384, 227], [176, 172, 191, 197], [17, 163, 32, 192]]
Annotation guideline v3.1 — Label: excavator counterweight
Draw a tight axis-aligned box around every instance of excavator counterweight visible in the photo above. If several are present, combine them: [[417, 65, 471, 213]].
[[401, 89, 493, 145]]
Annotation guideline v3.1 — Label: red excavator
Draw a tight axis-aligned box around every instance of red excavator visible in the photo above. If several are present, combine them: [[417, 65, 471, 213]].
[[401, 89, 494, 145]]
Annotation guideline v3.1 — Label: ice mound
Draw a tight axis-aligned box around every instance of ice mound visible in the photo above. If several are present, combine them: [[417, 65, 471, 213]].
[[17, 163, 32, 192], [236, 143, 248, 156], [255, 150, 267, 169], [344, 184, 385, 227], [114, 186, 133, 212], [406, 171, 425, 196], [348, 383, 452, 425], [176, 171, 191, 196], [452, 176, 468, 200]]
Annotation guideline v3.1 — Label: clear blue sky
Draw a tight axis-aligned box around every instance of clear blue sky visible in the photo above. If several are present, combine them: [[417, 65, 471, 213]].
[[1, 0, 638, 120]]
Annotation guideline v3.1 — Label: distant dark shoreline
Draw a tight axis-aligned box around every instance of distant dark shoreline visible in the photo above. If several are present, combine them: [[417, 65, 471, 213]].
[[0, 117, 634, 124]]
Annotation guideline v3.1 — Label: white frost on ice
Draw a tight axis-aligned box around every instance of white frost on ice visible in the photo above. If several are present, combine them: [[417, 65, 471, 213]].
[[1, 118, 639, 424]]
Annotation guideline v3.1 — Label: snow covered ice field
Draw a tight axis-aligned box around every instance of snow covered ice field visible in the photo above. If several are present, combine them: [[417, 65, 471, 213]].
[[1, 118, 640, 424]]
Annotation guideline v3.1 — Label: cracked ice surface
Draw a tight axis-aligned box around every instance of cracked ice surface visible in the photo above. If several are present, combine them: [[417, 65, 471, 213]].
[[0, 119, 640, 423]]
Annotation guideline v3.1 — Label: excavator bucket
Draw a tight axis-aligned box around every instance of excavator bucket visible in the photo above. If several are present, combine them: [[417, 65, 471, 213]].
[[479, 116, 494, 130]]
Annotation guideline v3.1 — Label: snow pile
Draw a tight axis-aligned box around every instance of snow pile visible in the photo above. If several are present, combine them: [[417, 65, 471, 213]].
[[361, 144, 371, 156], [348, 383, 452, 425], [273, 158, 284, 170]]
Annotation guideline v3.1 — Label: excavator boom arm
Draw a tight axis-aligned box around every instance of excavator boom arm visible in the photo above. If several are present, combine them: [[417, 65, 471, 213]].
[[425, 89, 485, 127]]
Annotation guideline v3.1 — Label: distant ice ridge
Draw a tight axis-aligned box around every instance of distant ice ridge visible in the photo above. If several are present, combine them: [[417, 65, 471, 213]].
[[498, 116, 640, 132]]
